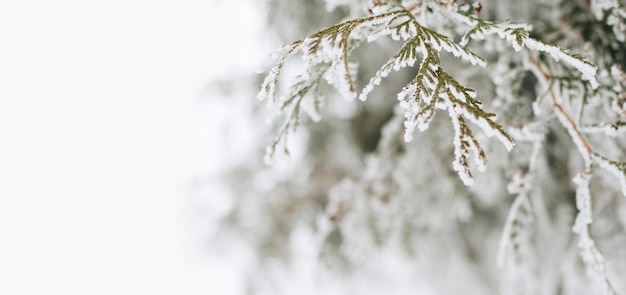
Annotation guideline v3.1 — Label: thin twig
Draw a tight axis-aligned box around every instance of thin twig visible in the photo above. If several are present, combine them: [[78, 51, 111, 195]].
[[530, 59, 594, 157]]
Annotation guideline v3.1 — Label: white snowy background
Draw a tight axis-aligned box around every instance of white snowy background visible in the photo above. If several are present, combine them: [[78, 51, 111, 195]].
[[0, 0, 261, 294]]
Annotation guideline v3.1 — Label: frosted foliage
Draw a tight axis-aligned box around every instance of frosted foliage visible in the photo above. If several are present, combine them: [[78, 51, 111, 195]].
[[572, 173, 615, 295], [523, 39, 599, 89], [447, 105, 485, 185], [324, 60, 359, 101], [454, 12, 599, 89], [213, 0, 626, 294], [258, 64, 280, 102], [497, 192, 532, 267]]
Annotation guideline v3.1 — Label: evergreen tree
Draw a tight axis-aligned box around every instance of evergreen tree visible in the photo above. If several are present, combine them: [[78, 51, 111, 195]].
[[207, 1, 626, 294]]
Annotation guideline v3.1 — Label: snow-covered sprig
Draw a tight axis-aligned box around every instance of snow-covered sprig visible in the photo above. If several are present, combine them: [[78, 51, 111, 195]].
[[258, 43, 303, 103], [396, 49, 441, 139], [365, 5, 419, 42], [527, 58, 619, 291], [456, 18, 532, 49], [447, 110, 487, 185], [497, 186, 534, 267], [498, 121, 547, 267], [552, 101, 594, 166], [263, 73, 323, 164], [582, 121, 626, 137], [359, 32, 426, 102], [498, 133, 545, 268], [260, 2, 518, 183], [354, 7, 513, 185], [261, 2, 596, 186], [359, 16, 486, 102], [450, 13, 599, 89], [258, 8, 407, 103], [258, 7, 407, 161], [442, 72, 514, 185], [571, 172, 616, 295], [530, 60, 626, 200], [397, 55, 513, 185], [524, 39, 599, 89], [300, 21, 364, 100]]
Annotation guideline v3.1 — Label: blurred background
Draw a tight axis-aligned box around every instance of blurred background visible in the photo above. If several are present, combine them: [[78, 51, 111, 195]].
[[0, 0, 261, 294]]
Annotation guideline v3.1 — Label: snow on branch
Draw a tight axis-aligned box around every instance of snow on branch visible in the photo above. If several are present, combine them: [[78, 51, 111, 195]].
[[451, 13, 599, 89], [524, 39, 599, 89], [258, 1, 516, 183], [359, 8, 485, 102], [446, 107, 486, 186], [258, 3, 508, 176], [497, 136, 545, 268], [571, 172, 616, 295], [395, 51, 513, 184], [258, 43, 303, 103], [258, 8, 405, 161], [497, 189, 533, 267], [582, 121, 626, 137], [529, 59, 626, 200], [259, 1, 613, 185], [525, 52, 622, 291], [263, 74, 323, 164]]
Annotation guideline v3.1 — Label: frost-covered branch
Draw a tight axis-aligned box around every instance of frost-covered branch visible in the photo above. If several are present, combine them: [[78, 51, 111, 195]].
[[528, 58, 620, 294], [450, 11, 599, 88], [572, 172, 616, 295], [530, 59, 626, 198], [258, 0, 609, 185], [259, 2, 516, 184], [498, 124, 545, 268]]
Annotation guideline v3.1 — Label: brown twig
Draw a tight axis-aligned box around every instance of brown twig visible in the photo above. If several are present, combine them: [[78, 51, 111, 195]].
[[530, 59, 594, 157]]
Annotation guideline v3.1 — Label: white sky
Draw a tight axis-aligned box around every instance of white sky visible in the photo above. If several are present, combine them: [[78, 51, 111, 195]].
[[0, 0, 261, 294]]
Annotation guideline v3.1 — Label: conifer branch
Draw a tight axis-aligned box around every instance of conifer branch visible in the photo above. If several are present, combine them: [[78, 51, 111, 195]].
[[451, 11, 599, 88], [529, 58, 619, 294], [260, 2, 512, 184], [572, 172, 616, 295], [258, 1, 606, 186], [530, 59, 626, 198], [497, 189, 533, 267]]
